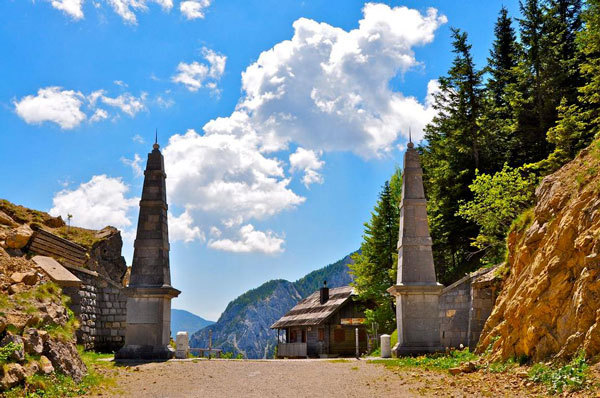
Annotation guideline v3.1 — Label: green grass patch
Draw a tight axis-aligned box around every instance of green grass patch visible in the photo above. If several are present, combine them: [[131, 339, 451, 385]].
[[328, 359, 351, 363], [369, 349, 478, 371], [528, 352, 591, 394], [54, 226, 100, 250]]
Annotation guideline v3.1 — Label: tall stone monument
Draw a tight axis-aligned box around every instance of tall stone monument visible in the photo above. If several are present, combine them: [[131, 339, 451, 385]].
[[387, 137, 444, 355], [116, 137, 180, 360]]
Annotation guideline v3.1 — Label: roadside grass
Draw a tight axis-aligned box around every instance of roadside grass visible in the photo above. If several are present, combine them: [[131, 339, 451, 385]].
[[328, 359, 351, 363], [3, 347, 117, 398], [368, 348, 478, 371], [527, 352, 592, 394]]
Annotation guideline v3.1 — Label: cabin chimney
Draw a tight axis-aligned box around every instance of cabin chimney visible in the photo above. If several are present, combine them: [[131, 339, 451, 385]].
[[320, 280, 329, 304]]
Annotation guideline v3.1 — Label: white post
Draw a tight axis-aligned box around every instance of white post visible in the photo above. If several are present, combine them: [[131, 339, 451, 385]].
[[355, 328, 359, 359], [175, 332, 189, 359], [380, 334, 391, 358]]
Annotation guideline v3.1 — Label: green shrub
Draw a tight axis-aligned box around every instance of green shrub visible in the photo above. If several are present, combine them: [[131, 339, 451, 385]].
[[0, 342, 22, 364], [528, 352, 590, 394]]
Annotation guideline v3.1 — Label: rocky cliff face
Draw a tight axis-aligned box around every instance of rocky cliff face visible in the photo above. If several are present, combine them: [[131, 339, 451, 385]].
[[477, 141, 600, 362], [190, 254, 354, 358]]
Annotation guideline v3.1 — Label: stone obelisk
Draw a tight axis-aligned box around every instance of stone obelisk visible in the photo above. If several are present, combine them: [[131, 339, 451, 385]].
[[116, 137, 180, 360], [387, 136, 443, 355]]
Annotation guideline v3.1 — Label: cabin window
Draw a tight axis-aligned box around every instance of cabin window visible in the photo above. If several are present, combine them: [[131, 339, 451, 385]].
[[318, 328, 325, 341], [290, 330, 297, 343], [334, 329, 345, 343], [301, 330, 306, 343]]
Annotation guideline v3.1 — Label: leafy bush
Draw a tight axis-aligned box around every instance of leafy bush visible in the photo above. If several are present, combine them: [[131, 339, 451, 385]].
[[528, 352, 590, 394], [458, 164, 538, 266], [0, 342, 22, 364]]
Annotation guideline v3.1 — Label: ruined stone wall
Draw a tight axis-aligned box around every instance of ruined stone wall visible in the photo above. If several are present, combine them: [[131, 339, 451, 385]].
[[439, 267, 499, 350], [439, 276, 471, 349], [468, 280, 497, 349], [64, 268, 127, 353]]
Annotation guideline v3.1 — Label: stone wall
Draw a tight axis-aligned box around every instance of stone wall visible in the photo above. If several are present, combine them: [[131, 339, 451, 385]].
[[439, 276, 471, 348], [27, 226, 128, 353], [439, 266, 499, 350], [63, 267, 127, 352]]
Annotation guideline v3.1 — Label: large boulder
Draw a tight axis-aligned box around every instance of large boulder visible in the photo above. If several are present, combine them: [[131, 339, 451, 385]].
[[0, 210, 16, 227], [44, 215, 65, 228], [10, 271, 38, 286], [0, 363, 25, 390], [5, 225, 33, 249], [43, 339, 87, 382], [22, 328, 45, 356], [88, 226, 127, 283]]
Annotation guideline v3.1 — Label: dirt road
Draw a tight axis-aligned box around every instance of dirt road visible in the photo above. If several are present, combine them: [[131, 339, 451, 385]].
[[89, 358, 555, 398]]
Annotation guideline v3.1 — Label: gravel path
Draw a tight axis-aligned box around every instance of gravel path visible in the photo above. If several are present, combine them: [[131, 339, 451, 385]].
[[89, 358, 579, 397], [92, 359, 445, 398]]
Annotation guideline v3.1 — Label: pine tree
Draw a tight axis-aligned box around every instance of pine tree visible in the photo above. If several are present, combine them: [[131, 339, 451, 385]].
[[545, 0, 599, 169], [349, 173, 400, 334], [420, 28, 484, 284], [481, 6, 520, 168]]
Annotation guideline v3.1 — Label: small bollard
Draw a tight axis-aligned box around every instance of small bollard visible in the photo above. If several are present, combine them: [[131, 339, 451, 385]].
[[380, 334, 391, 358], [175, 331, 189, 359]]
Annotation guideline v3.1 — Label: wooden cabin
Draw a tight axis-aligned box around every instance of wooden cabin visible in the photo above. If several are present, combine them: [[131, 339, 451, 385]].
[[271, 284, 369, 358]]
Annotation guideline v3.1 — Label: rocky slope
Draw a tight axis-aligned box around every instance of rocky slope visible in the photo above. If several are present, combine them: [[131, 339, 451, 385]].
[[0, 246, 86, 390], [0, 200, 127, 390], [190, 254, 354, 358], [477, 141, 600, 362]]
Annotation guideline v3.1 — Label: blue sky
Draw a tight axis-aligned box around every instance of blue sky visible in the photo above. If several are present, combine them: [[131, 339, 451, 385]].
[[1, 0, 519, 320]]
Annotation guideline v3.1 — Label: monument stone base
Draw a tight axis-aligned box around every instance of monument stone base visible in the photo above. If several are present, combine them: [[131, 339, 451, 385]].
[[388, 283, 444, 356], [115, 286, 180, 360]]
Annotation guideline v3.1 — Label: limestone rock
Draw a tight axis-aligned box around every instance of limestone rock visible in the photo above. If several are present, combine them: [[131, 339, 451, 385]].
[[38, 355, 54, 374], [23, 328, 44, 356], [0, 210, 16, 227], [44, 215, 65, 228], [23, 361, 40, 378], [0, 363, 25, 390], [8, 283, 27, 295], [87, 226, 128, 283], [5, 225, 33, 249], [10, 271, 38, 286], [477, 143, 600, 361], [0, 334, 25, 362], [43, 339, 87, 382]]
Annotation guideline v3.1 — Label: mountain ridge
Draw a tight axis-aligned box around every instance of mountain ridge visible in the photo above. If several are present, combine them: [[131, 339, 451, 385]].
[[189, 253, 355, 358]]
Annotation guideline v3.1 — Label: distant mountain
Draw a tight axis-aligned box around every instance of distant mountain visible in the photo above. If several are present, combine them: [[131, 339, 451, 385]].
[[171, 309, 214, 339], [189, 253, 355, 359]]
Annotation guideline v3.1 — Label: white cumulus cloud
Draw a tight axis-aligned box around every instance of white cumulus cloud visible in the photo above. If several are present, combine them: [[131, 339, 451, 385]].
[[120, 153, 143, 176], [14, 85, 148, 129], [50, 0, 85, 19], [208, 224, 284, 254], [172, 47, 226, 93], [50, 175, 138, 230], [289, 147, 324, 187], [169, 210, 205, 243], [202, 3, 446, 157], [106, 0, 173, 24], [100, 92, 147, 117], [180, 0, 210, 20], [13, 87, 86, 130], [161, 129, 304, 253]]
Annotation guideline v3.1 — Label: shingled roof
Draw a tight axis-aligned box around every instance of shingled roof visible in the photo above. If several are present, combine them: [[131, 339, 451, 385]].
[[270, 286, 355, 329]]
